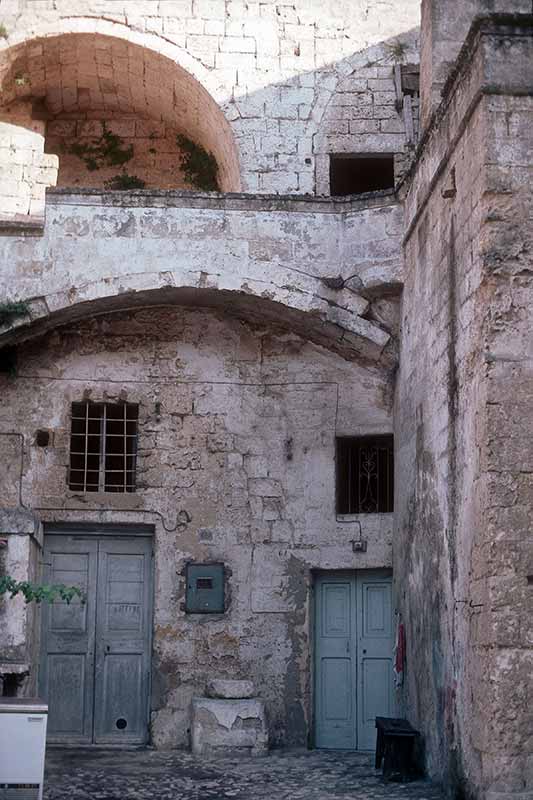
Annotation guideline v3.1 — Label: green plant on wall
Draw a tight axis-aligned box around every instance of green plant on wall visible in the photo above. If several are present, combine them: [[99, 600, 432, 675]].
[[104, 174, 146, 190], [0, 575, 85, 605], [71, 124, 133, 171], [384, 39, 409, 63], [176, 134, 219, 192], [0, 23, 8, 39], [0, 301, 29, 326]]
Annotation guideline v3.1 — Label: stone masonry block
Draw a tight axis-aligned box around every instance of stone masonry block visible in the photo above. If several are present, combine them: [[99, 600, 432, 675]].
[[206, 679, 255, 699], [191, 697, 268, 756]]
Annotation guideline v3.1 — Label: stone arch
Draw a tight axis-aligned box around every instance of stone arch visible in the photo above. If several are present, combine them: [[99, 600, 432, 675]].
[[0, 285, 394, 370], [0, 23, 241, 216]]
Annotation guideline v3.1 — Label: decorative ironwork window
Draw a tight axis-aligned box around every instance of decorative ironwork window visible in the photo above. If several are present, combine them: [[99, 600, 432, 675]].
[[68, 402, 138, 493], [336, 436, 394, 514]]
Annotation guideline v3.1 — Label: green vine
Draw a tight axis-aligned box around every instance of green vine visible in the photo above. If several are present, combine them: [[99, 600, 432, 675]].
[[104, 173, 146, 190], [176, 134, 219, 192], [0, 575, 85, 605], [71, 125, 133, 171], [0, 301, 29, 326]]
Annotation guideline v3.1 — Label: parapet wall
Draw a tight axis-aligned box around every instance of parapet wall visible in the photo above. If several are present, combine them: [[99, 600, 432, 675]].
[[0, 190, 403, 367]]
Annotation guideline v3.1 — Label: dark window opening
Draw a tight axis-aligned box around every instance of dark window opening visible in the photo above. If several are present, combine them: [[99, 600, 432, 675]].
[[336, 436, 394, 514], [0, 347, 17, 375], [329, 154, 395, 197], [1, 673, 24, 697], [69, 401, 138, 493], [400, 63, 420, 97]]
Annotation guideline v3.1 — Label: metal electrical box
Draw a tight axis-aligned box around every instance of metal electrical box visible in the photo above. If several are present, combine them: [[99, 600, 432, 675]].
[[0, 698, 48, 800], [185, 563, 225, 613]]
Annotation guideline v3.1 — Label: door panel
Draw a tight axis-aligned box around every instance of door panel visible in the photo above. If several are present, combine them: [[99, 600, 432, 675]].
[[357, 578, 393, 750], [322, 658, 352, 720], [315, 579, 356, 749], [93, 538, 152, 744], [40, 533, 152, 746], [314, 571, 393, 751], [39, 537, 97, 744]]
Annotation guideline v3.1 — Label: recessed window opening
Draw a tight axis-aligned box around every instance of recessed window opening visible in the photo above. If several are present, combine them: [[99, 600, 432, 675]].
[[336, 435, 394, 514], [329, 153, 395, 197], [69, 401, 138, 493]]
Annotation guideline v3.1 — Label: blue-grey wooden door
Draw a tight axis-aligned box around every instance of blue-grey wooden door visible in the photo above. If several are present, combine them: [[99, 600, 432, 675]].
[[39, 536, 98, 744], [314, 575, 357, 748], [93, 537, 153, 744], [314, 571, 393, 750], [40, 533, 153, 745], [356, 574, 394, 750]]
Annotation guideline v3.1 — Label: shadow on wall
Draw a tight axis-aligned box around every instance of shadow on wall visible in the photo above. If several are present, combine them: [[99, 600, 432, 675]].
[[0, 22, 419, 215]]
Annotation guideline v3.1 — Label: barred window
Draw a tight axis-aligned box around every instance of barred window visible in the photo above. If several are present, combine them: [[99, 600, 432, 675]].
[[68, 402, 138, 493], [336, 436, 394, 514]]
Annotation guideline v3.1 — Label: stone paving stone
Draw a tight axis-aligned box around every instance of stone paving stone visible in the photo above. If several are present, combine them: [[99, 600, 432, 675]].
[[44, 748, 443, 800]]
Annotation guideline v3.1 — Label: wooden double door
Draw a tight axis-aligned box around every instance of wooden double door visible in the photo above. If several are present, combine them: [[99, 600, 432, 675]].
[[39, 530, 153, 745], [314, 570, 394, 751]]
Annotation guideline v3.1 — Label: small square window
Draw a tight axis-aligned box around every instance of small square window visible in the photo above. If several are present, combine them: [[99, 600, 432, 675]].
[[336, 436, 394, 514], [329, 153, 395, 197], [68, 401, 138, 493]]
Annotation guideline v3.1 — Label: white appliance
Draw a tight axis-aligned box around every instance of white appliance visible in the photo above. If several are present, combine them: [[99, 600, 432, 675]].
[[0, 698, 48, 800]]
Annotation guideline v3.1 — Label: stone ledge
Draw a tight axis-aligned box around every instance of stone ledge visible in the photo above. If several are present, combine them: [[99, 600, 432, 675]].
[[206, 679, 255, 699], [0, 216, 45, 235], [191, 696, 268, 757], [46, 187, 398, 214], [0, 663, 30, 674]]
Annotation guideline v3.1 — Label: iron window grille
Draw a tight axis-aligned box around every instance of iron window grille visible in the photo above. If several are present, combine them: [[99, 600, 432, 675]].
[[336, 435, 394, 514], [68, 401, 138, 493]]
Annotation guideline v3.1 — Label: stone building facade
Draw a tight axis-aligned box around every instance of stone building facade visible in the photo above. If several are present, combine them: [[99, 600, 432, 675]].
[[0, 1, 531, 798]]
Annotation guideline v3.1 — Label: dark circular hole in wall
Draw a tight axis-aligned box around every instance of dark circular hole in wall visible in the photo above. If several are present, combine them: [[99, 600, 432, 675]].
[[116, 718, 127, 730]]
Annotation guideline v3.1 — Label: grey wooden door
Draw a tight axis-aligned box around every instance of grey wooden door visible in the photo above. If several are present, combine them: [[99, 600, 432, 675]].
[[40, 534, 153, 745], [93, 537, 153, 744], [314, 571, 393, 750], [39, 537, 98, 744]]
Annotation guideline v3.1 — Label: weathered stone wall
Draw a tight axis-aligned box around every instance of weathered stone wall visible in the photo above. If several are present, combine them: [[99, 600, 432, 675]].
[[0, 306, 394, 746], [476, 36, 533, 799], [398, 15, 533, 797], [314, 58, 420, 194], [0, 0, 421, 212], [0, 432, 42, 695], [0, 101, 58, 218], [419, 0, 530, 128]]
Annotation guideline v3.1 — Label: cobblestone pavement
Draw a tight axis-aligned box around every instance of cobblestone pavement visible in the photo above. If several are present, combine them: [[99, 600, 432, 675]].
[[44, 748, 443, 800]]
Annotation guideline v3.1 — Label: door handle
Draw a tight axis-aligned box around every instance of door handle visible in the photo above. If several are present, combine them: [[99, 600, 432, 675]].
[[346, 640, 350, 654], [363, 649, 367, 654]]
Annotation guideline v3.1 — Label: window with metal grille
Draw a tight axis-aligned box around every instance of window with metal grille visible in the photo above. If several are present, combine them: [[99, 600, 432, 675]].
[[68, 402, 138, 493], [336, 435, 394, 514]]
